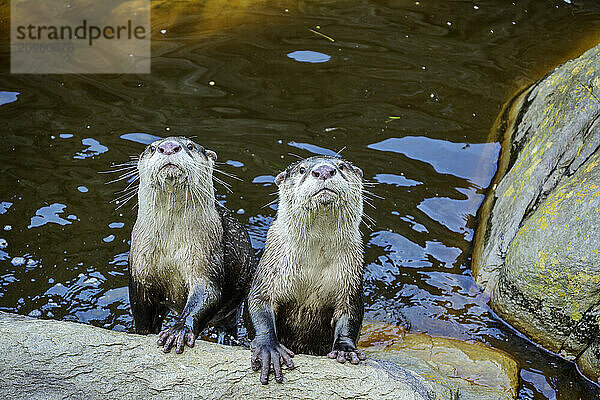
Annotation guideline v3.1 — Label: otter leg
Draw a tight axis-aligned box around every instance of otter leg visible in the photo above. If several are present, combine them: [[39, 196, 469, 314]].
[[328, 296, 366, 365], [157, 281, 222, 354], [129, 276, 166, 334], [249, 300, 295, 384]]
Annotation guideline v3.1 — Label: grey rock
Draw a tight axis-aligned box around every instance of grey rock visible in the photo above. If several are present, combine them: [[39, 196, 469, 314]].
[[0, 312, 516, 399], [472, 43, 600, 382]]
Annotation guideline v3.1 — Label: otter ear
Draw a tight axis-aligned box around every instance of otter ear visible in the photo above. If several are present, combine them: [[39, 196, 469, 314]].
[[353, 166, 363, 178], [274, 171, 286, 187], [205, 149, 217, 161]]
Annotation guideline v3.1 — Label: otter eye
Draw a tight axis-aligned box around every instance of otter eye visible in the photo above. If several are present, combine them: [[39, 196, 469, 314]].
[[149, 145, 156, 153], [339, 163, 345, 171], [299, 166, 306, 174], [187, 143, 195, 151]]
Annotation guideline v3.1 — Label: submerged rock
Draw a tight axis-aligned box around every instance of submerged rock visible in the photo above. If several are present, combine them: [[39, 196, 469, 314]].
[[0, 312, 517, 399], [472, 43, 600, 382], [359, 322, 519, 400]]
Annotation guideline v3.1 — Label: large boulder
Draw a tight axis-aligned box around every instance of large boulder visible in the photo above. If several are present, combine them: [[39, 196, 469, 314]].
[[472, 44, 600, 382], [0, 312, 517, 399]]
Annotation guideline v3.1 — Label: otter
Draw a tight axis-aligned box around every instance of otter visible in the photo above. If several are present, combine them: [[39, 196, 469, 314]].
[[248, 156, 366, 384], [128, 136, 255, 354]]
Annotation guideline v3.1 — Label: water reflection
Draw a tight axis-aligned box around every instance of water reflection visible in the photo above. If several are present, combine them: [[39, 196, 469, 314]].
[[287, 50, 332, 63], [0, 91, 19, 106], [368, 136, 500, 187]]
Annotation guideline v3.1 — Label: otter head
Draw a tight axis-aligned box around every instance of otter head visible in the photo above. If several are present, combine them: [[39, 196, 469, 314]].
[[137, 136, 217, 197], [275, 156, 364, 222]]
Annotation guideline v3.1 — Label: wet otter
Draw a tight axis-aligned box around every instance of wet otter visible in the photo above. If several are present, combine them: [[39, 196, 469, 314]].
[[128, 136, 255, 354], [248, 156, 366, 384]]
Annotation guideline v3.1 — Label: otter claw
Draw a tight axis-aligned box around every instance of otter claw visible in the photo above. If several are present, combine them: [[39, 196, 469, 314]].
[[251, 340, 295, 384], [327, 348, 366, 364], [157, 324, 196, 354]]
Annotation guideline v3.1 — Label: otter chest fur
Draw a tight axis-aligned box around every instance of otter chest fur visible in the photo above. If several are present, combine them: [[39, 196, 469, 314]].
[[279, 237, 354, 309], [130, 206, 221, 310]]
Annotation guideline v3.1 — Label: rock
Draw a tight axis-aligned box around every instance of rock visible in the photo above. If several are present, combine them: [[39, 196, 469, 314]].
[[472, 43, 600, 382], [0, 312, 517, 399], [359, 322, 519, 400]]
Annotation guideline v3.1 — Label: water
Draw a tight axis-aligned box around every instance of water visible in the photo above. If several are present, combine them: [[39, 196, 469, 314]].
[[1, 1, 600, 398]]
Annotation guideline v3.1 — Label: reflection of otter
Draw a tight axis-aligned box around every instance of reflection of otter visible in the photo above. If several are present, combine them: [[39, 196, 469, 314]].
[[248, 156, 366, 384], [128, 136, 255, 354]]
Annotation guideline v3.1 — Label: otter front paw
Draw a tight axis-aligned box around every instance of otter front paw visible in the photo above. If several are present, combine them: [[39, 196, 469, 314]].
[[250, 336, 295, 384], [328, 338, 366, 364], [157, 322, 196, 354]]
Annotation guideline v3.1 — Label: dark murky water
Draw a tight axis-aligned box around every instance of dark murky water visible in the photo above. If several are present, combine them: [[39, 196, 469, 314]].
[[1, 1, 600, 398]]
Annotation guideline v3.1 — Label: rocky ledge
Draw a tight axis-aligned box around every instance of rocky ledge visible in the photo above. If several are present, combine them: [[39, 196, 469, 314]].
[[0, 312, 517, 399]]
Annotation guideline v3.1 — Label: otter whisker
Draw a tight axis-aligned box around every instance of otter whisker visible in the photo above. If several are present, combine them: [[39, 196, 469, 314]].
[[345, 182, 374, 188], [109, 168, 138, 177], [213, 168, 243, 181], [363, 197, 377, 208], [363, 198, 376, 209], [360, 219, 374, 231], [212, 161, 240, 170], [112, 188, 138, 203], [122, 176, 140, 192], [363, 189, 384, 200], [213, 176, 233, 193], [334, 146, 347, 157], [188, 184, 212, 212], [195, 186, 212, 206], [184, 187, 190, 216], [362, 191, 376, 200], [101, 165, 137, 173], [109, 160, 138, 167], [106, 174, 138, 186], [99, 165, 137, 174], [344, 182, 364, 188], [114, 192, 138, 210], [105, 171, 139, 185], [361, 212, 375, 231], [113, 176, 139, 195], [362, 210, 376, 224], [189, 173, 214, 199], [199, 187, 214, 202], [261, 198, 279, 209], [114, 186, 139, 199], [185, 165, 223, 196]]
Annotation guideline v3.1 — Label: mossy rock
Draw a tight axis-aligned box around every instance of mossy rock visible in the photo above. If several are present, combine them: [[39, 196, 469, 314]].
[[472, 43, 600, 382]]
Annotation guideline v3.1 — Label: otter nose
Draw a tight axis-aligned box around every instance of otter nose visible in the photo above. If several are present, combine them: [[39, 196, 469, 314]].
[[311, 164, 337, 180], [157, 141, 181, 155]]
